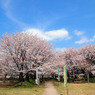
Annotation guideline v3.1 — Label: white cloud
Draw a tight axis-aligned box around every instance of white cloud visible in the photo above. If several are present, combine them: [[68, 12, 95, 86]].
[[75, 37, 88, 44], [55, 48, 67, 52], [23, 28, 71, 41], [23, 28, 50, 40], [74, 30, 84, 36], [75, 36, 95, 44], [45, 28, 71, 40], [90, 36, 95, 41]]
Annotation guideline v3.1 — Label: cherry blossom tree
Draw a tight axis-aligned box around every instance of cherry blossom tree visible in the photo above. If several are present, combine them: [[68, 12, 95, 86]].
[[0, 32, 95, 83], [0, 32, 54, 81], [79, 44, 95, 83]]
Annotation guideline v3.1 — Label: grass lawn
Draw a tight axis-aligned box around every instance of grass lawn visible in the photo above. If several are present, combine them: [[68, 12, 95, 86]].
[[0, 84, 44, 95], [54, 81, 95, 95], [0, 78, 45, 95]]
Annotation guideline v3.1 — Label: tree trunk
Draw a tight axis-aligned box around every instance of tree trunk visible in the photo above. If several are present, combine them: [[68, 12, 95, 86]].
[[54, 74, 56, 80], [42, 74, 44, 82], [3, 74, 7, 83], [26, 73, 30, 82], [87, 73, 90, 84], [19, 72, 24, 82], [55, 75, 57, 80], [73, 70, 75, 82], [60, 76, 63, 81], [68, 72, 70, 82]]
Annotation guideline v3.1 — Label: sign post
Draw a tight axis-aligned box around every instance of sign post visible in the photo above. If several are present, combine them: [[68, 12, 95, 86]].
[[58, 68, 60, 86], [58, 69, 60, 81], [36, 68, 39, 92], [64, 66, 68, 95]]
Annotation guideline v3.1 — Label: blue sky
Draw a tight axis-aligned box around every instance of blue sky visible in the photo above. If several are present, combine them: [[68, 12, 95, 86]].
[[0, 0, 95, 51]]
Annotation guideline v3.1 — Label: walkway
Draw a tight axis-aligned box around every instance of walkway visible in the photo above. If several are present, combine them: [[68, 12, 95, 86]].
[[42, 81, 59, 95]]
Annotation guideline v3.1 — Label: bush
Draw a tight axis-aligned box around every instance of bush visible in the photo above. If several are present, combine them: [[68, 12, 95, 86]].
[[90, 78, 95, 82], [14, 79, 36, 87]]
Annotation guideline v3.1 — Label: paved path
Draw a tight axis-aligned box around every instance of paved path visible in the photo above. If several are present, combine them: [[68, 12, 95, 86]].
[[42, 81, 59, 95]]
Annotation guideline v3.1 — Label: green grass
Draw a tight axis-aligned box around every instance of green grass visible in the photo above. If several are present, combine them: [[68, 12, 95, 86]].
[[0, 85, 44, 95], [0, 80, 45, 95], [54, 81, 95, 95]]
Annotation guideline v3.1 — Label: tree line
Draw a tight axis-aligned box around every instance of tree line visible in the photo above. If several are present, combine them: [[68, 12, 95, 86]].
[[0, 32, 95, 83]]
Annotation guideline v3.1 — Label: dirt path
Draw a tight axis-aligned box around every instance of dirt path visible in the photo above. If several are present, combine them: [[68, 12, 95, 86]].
[[42, 81, 59, 95]]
